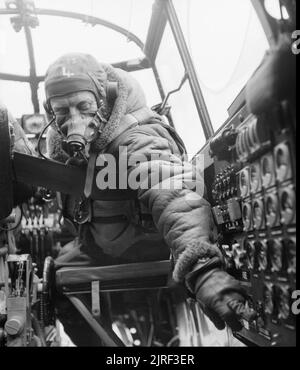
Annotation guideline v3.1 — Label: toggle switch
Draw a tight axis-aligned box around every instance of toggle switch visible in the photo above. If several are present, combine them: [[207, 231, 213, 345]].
[[261, 153, 275, 188], [265, 193, 280, 228], [242, 202, 252, 231], [239, 168, 250, 198], [276, 285, 291, 321], [279, 187, 296, 225], [236, 129, 248, 160], [283, 238, 296, 275], [274, 143, 292, 182], [263, 283, 274, 315], [244, 240, 255, 270], [267, 239, 283, 272], [255, 240, 268, 271], [248, 118, 260, 151], [250, 162, 261, 194], [253, 198, 265, 230]]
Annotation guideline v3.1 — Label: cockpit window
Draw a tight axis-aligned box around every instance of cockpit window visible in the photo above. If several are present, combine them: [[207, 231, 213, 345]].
[[172, 0, 270, 131], [30, 15, 144, 76], [0, 80, 32, 117], [156, 23, 206, 157], [0, 16, 28, 75], [0, 0, 153, 116], [33, 0, 153, 43], [130, 69, 161, 108]]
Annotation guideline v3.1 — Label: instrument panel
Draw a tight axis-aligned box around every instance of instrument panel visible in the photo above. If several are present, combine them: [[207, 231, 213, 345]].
[[199, 98, 296, 346]]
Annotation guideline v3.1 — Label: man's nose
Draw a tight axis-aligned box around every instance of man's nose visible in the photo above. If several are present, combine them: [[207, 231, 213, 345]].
[[68, 108, 83, 126]]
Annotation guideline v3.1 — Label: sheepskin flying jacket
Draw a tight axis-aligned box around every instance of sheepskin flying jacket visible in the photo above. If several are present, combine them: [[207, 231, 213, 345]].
[[46, 61, 221, 283]]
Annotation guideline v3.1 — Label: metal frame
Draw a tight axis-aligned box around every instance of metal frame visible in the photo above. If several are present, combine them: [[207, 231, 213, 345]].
[[67, 295, 124, 346], [0, 7, 145, 48], [163, 0, 214, 140], [143, 0, 168, 102], [143, 0, 174, 126], [58, 260, 172, 347], [144, 0, 167, 63]]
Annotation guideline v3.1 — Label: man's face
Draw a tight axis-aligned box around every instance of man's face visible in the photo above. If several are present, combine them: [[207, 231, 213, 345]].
[[50, 90, 98, 130], [50, 90, 98, 153]]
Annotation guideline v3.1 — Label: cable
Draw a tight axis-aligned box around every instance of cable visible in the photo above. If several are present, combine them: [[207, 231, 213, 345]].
[[37, 117, 55, 160]]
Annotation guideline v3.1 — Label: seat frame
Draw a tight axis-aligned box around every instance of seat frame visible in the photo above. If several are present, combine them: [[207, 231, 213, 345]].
[[56, 260, 172, 346]]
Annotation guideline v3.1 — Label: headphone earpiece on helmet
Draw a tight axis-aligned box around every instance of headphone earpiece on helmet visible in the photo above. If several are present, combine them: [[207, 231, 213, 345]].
[[106, 81, 118, 108]]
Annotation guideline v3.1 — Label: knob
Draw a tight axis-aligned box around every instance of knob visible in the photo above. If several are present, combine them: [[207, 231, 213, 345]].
[[284, 238, 296, 274], [279, 188, 295, 225], [263, 283, 274, 315], [255, 241, 268, 271], [276, 285, 291, 320], [250, 163, 261, 193], [253, 199, 265, 230], [261, 154, 275, 188], [242, 203, 252, 231], [265, 193, 279, 227], [5, 316, 25, 336], [244, 241, 255, 270], [239, 169, 249, 198], [274, 143, 292, 182], [268, 239, 282, 272]]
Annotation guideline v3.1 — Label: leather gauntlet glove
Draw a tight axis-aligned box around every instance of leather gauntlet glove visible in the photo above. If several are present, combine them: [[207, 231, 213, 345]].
[[186, 258, 256, 331]]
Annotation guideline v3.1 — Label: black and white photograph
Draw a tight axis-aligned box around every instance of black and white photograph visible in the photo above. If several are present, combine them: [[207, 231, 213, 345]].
[[0, 0, 296, 352]]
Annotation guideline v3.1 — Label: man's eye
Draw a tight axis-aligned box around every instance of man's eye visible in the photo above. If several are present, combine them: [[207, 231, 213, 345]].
[[54, 108, 69, 116], [78, 102, 91, 111]]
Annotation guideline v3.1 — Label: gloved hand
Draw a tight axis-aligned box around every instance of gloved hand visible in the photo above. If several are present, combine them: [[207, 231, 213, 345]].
[[186, 258, 256, 331]]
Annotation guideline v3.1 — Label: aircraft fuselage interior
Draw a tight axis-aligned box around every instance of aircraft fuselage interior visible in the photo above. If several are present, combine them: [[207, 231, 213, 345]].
[[0, 0, 296, 347]]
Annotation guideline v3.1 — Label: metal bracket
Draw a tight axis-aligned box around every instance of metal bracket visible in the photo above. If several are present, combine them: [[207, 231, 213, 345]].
[[67, 295, 124, 346], [91, 280, 100, 318]]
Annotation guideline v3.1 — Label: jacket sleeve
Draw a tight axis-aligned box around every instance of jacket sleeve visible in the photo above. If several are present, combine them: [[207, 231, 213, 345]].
[[8, 111, 35, 156], [119, 126, 222, 283]]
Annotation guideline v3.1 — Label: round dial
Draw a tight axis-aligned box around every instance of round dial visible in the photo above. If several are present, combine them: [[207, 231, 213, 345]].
[[23, 114, 46, 134]]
